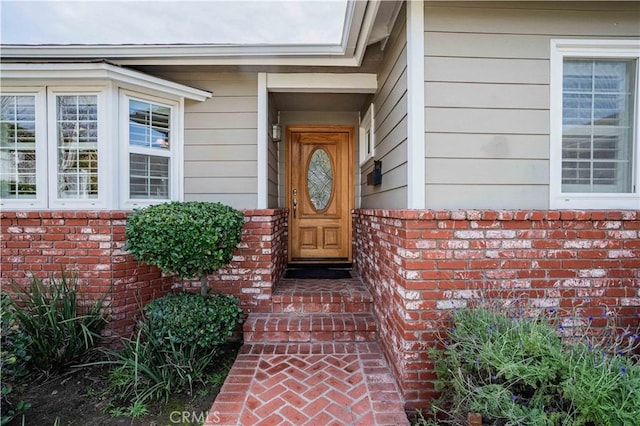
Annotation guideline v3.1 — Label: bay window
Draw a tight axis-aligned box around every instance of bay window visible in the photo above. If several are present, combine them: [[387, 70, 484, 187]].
[[550, 40, 640, 209], [0, 63, 209, 210]]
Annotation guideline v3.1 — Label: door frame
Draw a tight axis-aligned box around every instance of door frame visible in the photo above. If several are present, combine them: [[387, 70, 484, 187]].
[[286, 125, 355, 264]]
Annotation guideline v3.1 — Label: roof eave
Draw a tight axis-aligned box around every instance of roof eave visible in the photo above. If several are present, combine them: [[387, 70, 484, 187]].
[[0, 0, 387, 67], [0, 62, 212, 101]]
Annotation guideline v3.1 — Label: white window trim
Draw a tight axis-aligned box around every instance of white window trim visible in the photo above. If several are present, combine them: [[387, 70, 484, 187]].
[[119, 89, 183, 209], [550, 39, 640, 210], [0, 87, 47, 210], [359, 103, 375, 166], [47, 86, 111, 210]]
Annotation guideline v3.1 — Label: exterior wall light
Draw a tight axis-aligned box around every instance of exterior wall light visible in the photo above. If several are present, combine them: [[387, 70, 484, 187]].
[[272, 111, 282, 142]]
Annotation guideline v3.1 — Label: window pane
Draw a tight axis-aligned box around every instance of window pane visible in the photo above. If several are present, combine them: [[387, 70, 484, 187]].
[[561, 59, 636, 193], [129, 153, 169, 199], [0, 95, 37, 198], [56, 95, 98, 199], [129, 99, 170, 150]]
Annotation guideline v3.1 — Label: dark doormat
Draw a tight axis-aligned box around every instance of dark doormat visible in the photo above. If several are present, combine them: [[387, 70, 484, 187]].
[[284, 268, 352, 279]]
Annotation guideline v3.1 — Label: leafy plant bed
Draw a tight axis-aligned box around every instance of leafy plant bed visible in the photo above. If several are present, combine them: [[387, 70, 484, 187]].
[[422, 305, 640, 426], [5, 343, 240, 426]]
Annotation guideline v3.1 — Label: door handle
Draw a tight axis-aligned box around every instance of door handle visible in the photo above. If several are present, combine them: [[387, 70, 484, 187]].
[[292, 189, 298, 218]]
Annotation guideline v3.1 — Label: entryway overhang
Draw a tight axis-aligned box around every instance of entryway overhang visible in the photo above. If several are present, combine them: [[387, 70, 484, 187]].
[[256, 73, 377, 209]]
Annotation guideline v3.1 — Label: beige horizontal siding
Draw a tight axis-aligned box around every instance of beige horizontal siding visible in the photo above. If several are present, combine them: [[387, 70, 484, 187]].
[[184, 129, 257, 145], [185, 145, 257, 161], [425, 134, 548, 159], [425, 82, 548, 109], [425, 3, 639, 36], [425, 185, 549, 210], [425, 57, 549, 84], [359, 185, 408, 209], [423, 2, 639, 210], [426, 108, 549, 134], [375, 116, 408, 160], [185, 112, 257, 129], [185, 177, 257, 194], [148, 70, 260, 210], [426, 159, 549, 185], [186, 96, 257, 113], [184, 161, 257, 178], [362, 3, 408, 209], [426, 32, 551, 59]]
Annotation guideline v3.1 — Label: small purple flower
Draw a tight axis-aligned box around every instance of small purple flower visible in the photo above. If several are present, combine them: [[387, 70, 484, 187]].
[[559, 324, 565, 330], [511, 395, 518, 402], [621, 366, 627, 375], [617, 350, 624, 356], [588, 316, 594, 322], [475, 359, 481, 364], [549, 308, 556, 314], [491, 376, 498, 382], [633, 334, 639, 340]]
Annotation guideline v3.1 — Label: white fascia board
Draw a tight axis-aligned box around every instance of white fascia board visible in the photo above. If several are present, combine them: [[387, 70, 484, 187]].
[[266, 73, 377, 93], [0, 43, 346, 59], [113, 55, 363, 67], [0, 46, 364, 68], [0, 62, 211, 101], [342, 0, 368, 57], [0, 1, 379, 67]]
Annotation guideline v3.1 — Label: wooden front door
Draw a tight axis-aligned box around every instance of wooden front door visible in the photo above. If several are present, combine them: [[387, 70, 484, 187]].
[[287, 126, 354, 263]]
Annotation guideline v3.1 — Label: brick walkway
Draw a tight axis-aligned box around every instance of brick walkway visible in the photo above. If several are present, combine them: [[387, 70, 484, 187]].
[[206, 277, 409, 425]]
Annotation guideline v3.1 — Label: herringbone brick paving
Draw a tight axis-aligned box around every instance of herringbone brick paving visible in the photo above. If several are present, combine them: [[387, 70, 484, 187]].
[[207, 343, 408, 425], [206, 276, 410, 425]]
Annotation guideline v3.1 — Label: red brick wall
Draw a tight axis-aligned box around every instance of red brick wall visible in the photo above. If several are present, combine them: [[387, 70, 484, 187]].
[[183, 209, 288, 312], [353, 209, 640, 409], [1, 209, 288, 338]]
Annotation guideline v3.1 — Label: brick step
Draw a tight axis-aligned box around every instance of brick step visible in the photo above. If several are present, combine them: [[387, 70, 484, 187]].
[[271, 278, 373, 313], [243, 312, 378, 343]]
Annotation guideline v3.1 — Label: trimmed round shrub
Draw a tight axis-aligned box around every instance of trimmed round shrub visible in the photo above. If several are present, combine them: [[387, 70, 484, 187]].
[[144, 292, 243, 351], [125, 201, 245, 294]]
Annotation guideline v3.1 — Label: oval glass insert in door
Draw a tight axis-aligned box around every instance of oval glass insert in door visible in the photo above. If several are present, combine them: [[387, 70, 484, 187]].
[[306, 148, 334, 211]]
